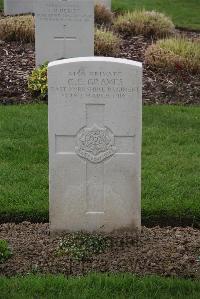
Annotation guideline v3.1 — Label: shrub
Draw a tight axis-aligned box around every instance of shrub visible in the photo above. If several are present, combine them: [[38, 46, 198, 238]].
[[0, 240, 12, 263], [113, 10, 175, 38], [58, 232, 111, 261], [95, 4, 113, 26], [95, 27, 121, 56], [145, 37, 200, 73], [28, 63, 48, 100], [0, 15, 34, 43]]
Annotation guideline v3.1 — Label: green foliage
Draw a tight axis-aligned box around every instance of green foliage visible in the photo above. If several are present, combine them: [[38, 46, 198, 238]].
[[0, 105, 200, 226], [145, 37, 200, 73], [1, 273, 200, 299], [113, 10, 175, 37], [58, 232, 111, 261], [28, 63, 48, 100], [0, 105, 48, 223], [112, 0, 200, 30], [0, 239, 12, 263]]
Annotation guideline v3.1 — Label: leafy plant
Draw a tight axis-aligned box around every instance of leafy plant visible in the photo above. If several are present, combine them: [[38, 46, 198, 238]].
[[28, 63, 48, 100], [0, 15, 34, 42], [95, 27, 121, 56], [58, 232, 111, 261], [113, 10, 175, 38], [145, 37, 200, 73], [0, 239, 12, 263]]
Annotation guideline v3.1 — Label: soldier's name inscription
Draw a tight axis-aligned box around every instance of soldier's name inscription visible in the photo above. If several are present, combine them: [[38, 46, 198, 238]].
[[50, 69, 138, 99]]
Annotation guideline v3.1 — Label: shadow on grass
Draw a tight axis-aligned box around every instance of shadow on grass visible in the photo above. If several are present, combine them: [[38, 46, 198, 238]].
[[0, 212, 199, 229]]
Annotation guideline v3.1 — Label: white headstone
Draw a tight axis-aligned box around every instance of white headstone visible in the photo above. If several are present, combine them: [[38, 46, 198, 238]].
[[4, 0, 111, 16], [95, 0, 111, 9], [4, 0, 33, 15], [35, 0, 94, 66], [48, 57, 142, 233]]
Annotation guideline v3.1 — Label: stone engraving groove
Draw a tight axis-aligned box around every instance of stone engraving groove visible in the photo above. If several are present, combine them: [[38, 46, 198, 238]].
[[76, 124, 116, 163], [54, 25, 77, 59]]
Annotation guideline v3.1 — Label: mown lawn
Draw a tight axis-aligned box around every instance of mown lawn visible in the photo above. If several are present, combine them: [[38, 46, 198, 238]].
[[0, 0, 200, 29], [112, 0, 200, 30], [1, 273, 200, 299], [0, 105, 199, 226]]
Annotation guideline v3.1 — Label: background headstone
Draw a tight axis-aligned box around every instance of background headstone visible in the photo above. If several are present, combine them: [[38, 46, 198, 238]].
[[4, 0, 33, 15], [48, 57, 142, 233], [94, 0, 111, 9], [35, 0, 94, 66]]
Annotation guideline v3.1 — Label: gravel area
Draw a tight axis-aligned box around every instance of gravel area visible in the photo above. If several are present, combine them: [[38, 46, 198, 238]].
[[0, 41, 35, 104], [0, 30, 199, 105], [0, 222, 200, 278]]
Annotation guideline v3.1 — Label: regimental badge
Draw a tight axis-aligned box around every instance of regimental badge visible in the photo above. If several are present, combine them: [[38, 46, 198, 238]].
[[76, 124, 116, 163]]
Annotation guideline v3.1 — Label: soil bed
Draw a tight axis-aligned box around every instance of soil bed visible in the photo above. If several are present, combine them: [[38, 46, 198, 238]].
[[0, 222, 200, 278], [0, 30, 199, 105]]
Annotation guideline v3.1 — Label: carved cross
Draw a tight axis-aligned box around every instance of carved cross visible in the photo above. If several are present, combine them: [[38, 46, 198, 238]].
[[54, 24, 77, 58], [55, 104, 135, 215]]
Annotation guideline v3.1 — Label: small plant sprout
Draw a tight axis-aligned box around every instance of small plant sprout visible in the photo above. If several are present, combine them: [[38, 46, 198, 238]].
[[57, 232, 111, 261], [0, 239, 12, 263]]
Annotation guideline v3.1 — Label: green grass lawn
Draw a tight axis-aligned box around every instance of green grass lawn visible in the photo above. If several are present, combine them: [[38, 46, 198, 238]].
[[0, 274, 200, 299], [0, 105, 199, 226], [112, 0, 200, 30], [0, 0, 199, 29]]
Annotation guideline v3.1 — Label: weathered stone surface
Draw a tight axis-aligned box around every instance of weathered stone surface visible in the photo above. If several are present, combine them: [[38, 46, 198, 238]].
[[4, 0, 111, 16], [4, 0, 33, 15], [35, 0, 94, 66], [48, 57, 142, 233]]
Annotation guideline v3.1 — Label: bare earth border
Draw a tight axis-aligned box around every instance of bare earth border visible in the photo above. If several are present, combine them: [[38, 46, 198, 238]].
[[0, 222, 200, 278], [0, 30, 199, 105]]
